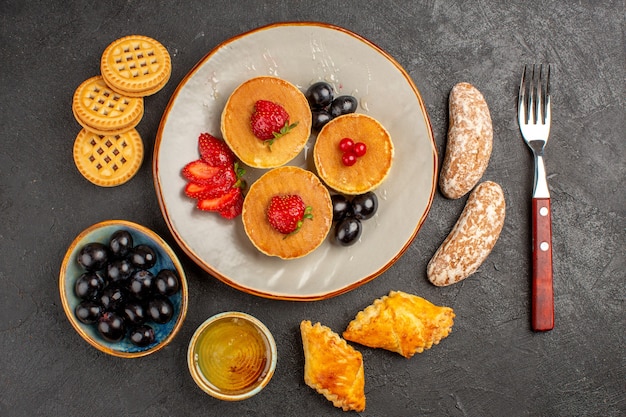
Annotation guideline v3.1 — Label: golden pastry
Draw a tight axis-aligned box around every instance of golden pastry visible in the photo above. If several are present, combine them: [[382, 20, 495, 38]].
[[313, 113, 394, 195], [300, 321, 366, 412], [343, 290, 454, 358], [221, 76, 312, 168]]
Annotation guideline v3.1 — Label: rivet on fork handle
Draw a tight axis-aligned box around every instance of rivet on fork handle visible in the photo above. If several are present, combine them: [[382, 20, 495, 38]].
[[532, 197, 554, 331]]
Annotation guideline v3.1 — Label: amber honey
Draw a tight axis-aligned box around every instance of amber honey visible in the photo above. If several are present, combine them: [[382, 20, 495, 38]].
[[188, 312, 276, 400]]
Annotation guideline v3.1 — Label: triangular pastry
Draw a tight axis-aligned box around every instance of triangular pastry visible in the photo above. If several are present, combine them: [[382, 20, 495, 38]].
[[300, 320, 366, 412], [343, 291, 455, 358]]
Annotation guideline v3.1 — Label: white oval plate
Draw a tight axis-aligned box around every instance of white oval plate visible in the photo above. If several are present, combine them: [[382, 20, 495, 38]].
[[153, 22, 437, 300]]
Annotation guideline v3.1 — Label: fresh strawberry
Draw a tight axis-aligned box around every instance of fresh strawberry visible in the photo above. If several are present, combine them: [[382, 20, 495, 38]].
[[208, 166, 237, 191], [182, 131, 247, 220], [181, 160, 221, 184], [250, 100, 299, 145], [184, 166, 237, 198], [219, 190, 244, 219], [198, 133, 235, 167], [184, 181, 213, 199], [266, 194, 313, 234], [197, 187, 241, 212]]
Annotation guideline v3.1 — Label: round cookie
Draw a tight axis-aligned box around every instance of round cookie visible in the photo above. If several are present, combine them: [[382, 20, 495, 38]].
[[100, 35, 171, 97], [73, 128, 144, 187], [221, 76, 312, 169], [242, 166, 332, 260], [314, 113, 394, 195], [72, 76, 144, 135]]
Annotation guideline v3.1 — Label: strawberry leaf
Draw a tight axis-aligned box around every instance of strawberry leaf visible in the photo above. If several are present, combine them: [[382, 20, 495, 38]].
[[264, 120, 299, 149]]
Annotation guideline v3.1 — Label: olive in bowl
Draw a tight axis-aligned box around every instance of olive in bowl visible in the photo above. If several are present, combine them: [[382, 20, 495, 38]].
[[59, 220, 188, 358]]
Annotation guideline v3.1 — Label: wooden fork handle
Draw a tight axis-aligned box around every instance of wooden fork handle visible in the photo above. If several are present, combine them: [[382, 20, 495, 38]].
[[531, 197, 554, 331]]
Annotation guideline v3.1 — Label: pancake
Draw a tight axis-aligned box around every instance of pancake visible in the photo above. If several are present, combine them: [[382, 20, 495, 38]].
[[242, 166, 332, 259], [313, 113, 393, 195], [221, 76, 312, 169]]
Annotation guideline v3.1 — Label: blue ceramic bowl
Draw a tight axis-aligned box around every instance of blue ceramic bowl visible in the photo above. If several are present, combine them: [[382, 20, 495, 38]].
[[59, 220, 188, 358]]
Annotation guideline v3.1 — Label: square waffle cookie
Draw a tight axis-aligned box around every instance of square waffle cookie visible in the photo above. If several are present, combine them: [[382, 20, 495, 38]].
[[100, 35, 171, 97], [72, 75, 144, 136], [73, 128, 144, 187]]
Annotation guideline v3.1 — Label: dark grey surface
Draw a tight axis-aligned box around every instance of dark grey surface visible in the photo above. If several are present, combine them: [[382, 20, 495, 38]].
[[1, 1, 624, 416]]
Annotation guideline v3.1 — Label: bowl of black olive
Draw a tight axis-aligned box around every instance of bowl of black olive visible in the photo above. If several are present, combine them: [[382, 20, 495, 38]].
[[59, 220, 188, 358]]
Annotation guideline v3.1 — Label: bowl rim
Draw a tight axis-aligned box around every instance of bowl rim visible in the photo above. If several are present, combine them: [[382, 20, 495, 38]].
[[58, 219, 189, 358], [187, 311, 278, 401]]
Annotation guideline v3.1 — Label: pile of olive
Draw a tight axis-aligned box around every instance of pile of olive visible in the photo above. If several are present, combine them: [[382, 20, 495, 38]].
[[73, 230, 180, 347], [305, 81, 358, 131], [331, 191, 378, 246]]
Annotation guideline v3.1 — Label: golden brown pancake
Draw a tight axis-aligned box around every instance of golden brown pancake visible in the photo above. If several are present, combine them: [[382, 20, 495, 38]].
[[242, 166, 332, 259], [221, 76, 312, 169], [313, 113, 394, 195]]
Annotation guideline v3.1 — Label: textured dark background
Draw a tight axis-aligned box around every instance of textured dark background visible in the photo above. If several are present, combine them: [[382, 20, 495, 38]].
[[1, 1, 624, 416]]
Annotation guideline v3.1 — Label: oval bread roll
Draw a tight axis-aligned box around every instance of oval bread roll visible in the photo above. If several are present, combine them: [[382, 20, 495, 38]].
[[440, 82, 493, 199], [427, 181, 505, 286]]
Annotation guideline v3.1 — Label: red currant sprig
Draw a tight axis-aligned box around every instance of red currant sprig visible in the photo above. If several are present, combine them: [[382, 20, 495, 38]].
[[339, 137, 367, 166]]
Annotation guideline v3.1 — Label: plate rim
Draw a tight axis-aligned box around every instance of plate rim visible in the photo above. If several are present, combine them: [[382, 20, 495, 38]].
[[152, 21, 438, 301]]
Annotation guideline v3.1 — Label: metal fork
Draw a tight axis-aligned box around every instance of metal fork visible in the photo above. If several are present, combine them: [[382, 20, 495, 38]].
[[518, 64, 554, 331]]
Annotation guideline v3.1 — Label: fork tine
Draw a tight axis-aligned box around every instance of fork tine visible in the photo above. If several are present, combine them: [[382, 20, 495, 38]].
[[528, 64, 537, 124], [518, 65, 528, 124], [544, 64, 551, 124], [536, 64, 544, 124], [519, 64, 552, 126]]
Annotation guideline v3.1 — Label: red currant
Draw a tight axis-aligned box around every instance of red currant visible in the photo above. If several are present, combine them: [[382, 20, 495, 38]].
[[338, 137, 355, 152], [354, 142, 367, 157], [342, 151, 358, 166]]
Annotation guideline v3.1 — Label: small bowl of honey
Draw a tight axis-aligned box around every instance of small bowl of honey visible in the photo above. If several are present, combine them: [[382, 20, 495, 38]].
[[187, 312, 277, 401]]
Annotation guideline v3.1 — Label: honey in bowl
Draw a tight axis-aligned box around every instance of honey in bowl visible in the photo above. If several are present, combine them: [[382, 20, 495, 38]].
[[188, 312, 277, 401]]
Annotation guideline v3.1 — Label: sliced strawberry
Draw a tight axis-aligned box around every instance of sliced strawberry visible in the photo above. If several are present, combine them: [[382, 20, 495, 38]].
[[213, 166, 237, 187], [219, 191, 244, 219], [185, 180, 230, 200], [181, 160, 220, 185], [184, 182, 212, 199], [198, 133, 235, 167], [197, 187, 241, 212]]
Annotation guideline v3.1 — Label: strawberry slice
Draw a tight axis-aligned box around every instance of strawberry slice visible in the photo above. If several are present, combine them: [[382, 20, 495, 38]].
[[197, 187, 241, 212], [183, 182, 217, 200], [198, 133, 235, 167], [207, 166, 238, 193], [219, 191, 244, 219], [183, 165, 238, 198], [181, 160, 220, 185]]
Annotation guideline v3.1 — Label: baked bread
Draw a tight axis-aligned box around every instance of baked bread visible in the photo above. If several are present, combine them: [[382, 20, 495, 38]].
[[300, 321, 366, 412], [221, 76, 312, 168], [343, 290, 454, 358], [439, 82, 493, 199], [242, 166, 332, 259], [313, 113, 394, 195], [428, 181, 505, 286]]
